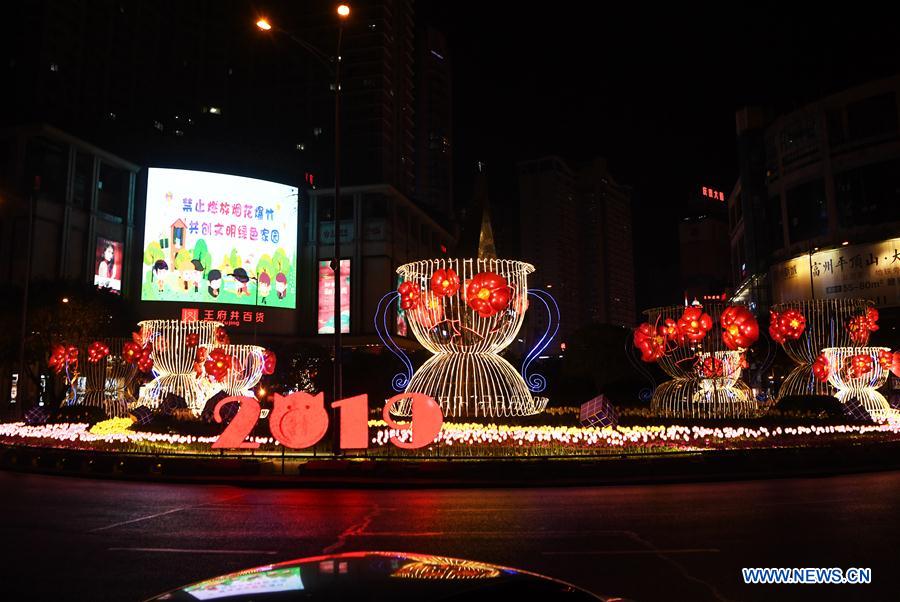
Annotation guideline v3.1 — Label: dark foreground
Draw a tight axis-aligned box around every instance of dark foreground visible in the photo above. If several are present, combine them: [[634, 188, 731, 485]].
[[2, 470, 898, 602]]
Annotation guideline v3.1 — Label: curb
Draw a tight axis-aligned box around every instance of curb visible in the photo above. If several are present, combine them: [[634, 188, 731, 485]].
[[2, 441, 900, 488]]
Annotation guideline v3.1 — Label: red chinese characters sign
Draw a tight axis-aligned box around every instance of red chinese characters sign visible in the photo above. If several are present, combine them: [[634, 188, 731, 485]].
[[182, 307, 265, 327]]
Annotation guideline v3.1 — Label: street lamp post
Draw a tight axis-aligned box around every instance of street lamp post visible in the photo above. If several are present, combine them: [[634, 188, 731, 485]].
[[257, 5, 350, 448]]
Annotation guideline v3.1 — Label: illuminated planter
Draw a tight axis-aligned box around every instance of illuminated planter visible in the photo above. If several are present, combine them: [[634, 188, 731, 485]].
[[822, 346, 893, 422], [644, 304, 758, 419], [76, 338, 138, 418], [208, 344, 265, 397], [138, 319, 222, 414], [386, 258, 555, 418], [773, 299, 872, 400]]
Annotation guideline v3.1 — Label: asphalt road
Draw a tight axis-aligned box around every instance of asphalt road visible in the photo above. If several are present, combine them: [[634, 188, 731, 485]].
[[1, 470, 898, 602]]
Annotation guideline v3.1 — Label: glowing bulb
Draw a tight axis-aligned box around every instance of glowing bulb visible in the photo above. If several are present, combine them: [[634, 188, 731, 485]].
[[256, 18, 272, 30], [337, 4, 350, 17]]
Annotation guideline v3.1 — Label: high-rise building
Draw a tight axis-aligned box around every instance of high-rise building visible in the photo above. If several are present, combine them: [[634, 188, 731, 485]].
[[415, 26, 453, 222], [679, 185, 731, 303], [518, 156, 635, 346]]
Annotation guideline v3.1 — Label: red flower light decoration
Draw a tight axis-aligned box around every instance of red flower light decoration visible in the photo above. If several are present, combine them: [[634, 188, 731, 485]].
[[215, 327, 230, 346], [48, 345, 68, 374], [87, 341, 110, 363], [136, 345, 154, 373], [263, 349, 277, 375], [411, 296, 445, 329], [676, 307, 713, 343], [205, 348, 234, 382], [430, 268, 460, 297], [464, 271, 511, 318], [768, 311, 787, 345], [864, 307, 879, 331], [633, 323, 666, 362], [185, 333, 199, 348], [398, 281, 421, 311], [739, 354, 750, 370], [777, 309, 806, 341], [843, 354, 874, 380], [720, 306, 760, 350], [658, 318, 685, 346], [700, 356, 724, 378], [193, 347, 209, 378], [813, 353, 830, 382], [122, 341, 142, 364], [889, 351, 900, 378]]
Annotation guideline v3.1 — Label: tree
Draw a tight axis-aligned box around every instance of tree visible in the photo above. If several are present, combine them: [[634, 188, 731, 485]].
[[192, 239, 212, 276], [143, 241, 164, 266], [228, 248, 242, 272], [174, 248, 193, 271], [256, 254, 273, 279], [272, 247, 290, 275]]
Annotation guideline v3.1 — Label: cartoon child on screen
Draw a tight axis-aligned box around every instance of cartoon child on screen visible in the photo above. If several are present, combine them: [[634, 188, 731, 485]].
[[275, 272, 287, 300], [230, 268, 251, 296], [257, 272, 271, 305], [152, 260, 168, 293], [208, 269, 222, 298]]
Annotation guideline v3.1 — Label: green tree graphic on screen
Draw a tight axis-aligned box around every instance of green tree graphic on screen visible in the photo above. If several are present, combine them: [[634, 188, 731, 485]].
[[256, 254, 273, 279], [192, 239, 212, 275], [175, 248, 193, 271], [272, 247, 290, 274], [143, 241, 164, 266]]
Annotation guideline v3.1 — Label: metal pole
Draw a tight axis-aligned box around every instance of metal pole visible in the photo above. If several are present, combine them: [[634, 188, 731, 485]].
[[332, 24, 344, 453], [16, 178, 37, 420]]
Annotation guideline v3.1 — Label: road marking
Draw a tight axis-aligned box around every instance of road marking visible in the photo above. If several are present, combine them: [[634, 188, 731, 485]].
[[89, 494, 245, 532], [543, 548, 720, 555], [109, 547, 277, 555], [322, 505, 381, 554]]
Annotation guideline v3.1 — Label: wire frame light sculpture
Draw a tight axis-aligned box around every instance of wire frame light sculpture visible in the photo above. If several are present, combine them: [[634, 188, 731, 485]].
[[382, 258, 555, 418], [772, 299, 872, 400], [75, 338, 137, 418], [208, 344, 265, 397], [644, 304, 759, 419], [821, 346, 894, 422], [138, 319, 222, 414]]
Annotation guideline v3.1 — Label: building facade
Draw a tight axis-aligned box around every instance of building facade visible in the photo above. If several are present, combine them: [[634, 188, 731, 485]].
[[518, 156, 635, 347], [730, 75, 900, 323]]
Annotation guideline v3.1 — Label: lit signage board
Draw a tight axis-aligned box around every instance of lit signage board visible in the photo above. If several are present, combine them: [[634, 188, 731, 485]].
[[94, 237, 123, 293], [318, 259, 350, 334], [702, 186, 725, 201], [770, 237, 900, 307], [141, 168, 298, 308]]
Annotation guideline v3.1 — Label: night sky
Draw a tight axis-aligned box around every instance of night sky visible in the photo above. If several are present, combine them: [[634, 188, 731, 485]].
[[418, 2, 900, 308]]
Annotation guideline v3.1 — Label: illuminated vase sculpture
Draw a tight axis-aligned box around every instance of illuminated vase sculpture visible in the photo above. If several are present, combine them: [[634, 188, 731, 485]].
[[772, 299, 872, 400], [645, 304, 758, 419], [77, 338, 137, 418], [821, 347, 894, 422], [379, 258, 558, 418], [208, 344, 265, 397], [138, 319, 222, 414]]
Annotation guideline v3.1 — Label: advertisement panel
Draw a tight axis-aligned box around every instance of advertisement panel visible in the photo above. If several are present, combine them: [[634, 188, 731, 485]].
[[770, 237, 900, 307], [94, 237, 123, 292], [318, 260, 350, 334], [141, 168, 298, 308]]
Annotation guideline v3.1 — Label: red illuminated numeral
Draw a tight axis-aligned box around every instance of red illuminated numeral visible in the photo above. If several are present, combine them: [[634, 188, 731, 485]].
[[269, 391, 330, 449], [331, 394, 370, 449], [211, 392, 444, 450], [382, 392, 444, 449], [212, 396, 260, 449]]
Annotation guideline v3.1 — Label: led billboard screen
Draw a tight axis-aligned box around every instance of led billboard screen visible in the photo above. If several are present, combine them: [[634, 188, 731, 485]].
[[318, 259, 350, 334], [141, 168, 298, 308]]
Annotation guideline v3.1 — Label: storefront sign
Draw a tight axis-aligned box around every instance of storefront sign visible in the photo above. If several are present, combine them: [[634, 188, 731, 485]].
[[770, 237, 900, 307]]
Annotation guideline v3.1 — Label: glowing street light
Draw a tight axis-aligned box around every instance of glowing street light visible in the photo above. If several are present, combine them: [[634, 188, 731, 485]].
[[337, 4, 351, 17], [256, 18, 272, 31]]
